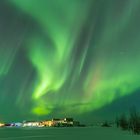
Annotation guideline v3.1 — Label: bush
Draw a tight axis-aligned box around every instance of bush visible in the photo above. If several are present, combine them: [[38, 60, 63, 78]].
[[101, 121, 111, 127]]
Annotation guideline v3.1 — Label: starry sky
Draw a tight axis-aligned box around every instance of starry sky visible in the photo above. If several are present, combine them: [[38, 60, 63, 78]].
[[0, 0, 140, 122]]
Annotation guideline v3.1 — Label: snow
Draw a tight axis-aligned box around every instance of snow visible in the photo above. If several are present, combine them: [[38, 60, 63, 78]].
[[0, 126, 140, 140]]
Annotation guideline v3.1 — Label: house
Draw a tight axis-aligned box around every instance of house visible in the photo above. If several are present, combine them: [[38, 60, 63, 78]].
[[35, 118, 81, 127], [22, 121, 41, 127], [41, 120, 55, 127], [0, 123, 5, 127]]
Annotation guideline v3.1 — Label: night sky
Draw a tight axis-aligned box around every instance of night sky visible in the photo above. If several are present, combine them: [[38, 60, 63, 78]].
[[0, 0, 140, 122]]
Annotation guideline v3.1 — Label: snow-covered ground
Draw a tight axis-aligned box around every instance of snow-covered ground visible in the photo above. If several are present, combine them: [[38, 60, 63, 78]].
[[0, 126, 140, 140]]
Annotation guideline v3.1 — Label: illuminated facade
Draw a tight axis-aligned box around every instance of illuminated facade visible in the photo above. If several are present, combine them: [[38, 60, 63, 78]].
[[22, 121, 41, 127], [0, 123, 5, 127], [41, 118, 79, 127]]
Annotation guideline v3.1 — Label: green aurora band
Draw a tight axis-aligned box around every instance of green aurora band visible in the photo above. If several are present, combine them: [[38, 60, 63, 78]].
[[1, 0, 140, 118]]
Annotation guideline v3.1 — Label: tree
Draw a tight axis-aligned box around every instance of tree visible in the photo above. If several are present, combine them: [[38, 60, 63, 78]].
[[115, 116, 120, 128], [119, 114, 128, 130], [129, 107, 140, 134]]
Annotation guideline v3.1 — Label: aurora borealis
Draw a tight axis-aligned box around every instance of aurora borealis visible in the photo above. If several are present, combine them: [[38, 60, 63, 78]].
[[0, 0, 140, 122]]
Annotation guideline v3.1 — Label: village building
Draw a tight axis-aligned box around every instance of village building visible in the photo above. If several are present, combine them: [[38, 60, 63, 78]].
[[41, 118, 80, 127], [0, 123, 5, 127], [22, 121, 42, 127]]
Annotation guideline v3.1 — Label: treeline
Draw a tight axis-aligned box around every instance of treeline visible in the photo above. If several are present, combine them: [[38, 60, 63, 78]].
[[116, 107, 140, 134]]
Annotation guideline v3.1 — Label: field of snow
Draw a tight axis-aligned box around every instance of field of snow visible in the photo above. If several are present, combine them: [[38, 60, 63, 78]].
[[0, 126, 140, 140]]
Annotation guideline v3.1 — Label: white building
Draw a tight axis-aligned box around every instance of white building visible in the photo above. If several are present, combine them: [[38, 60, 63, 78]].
[[22, 121, 40, 127]]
